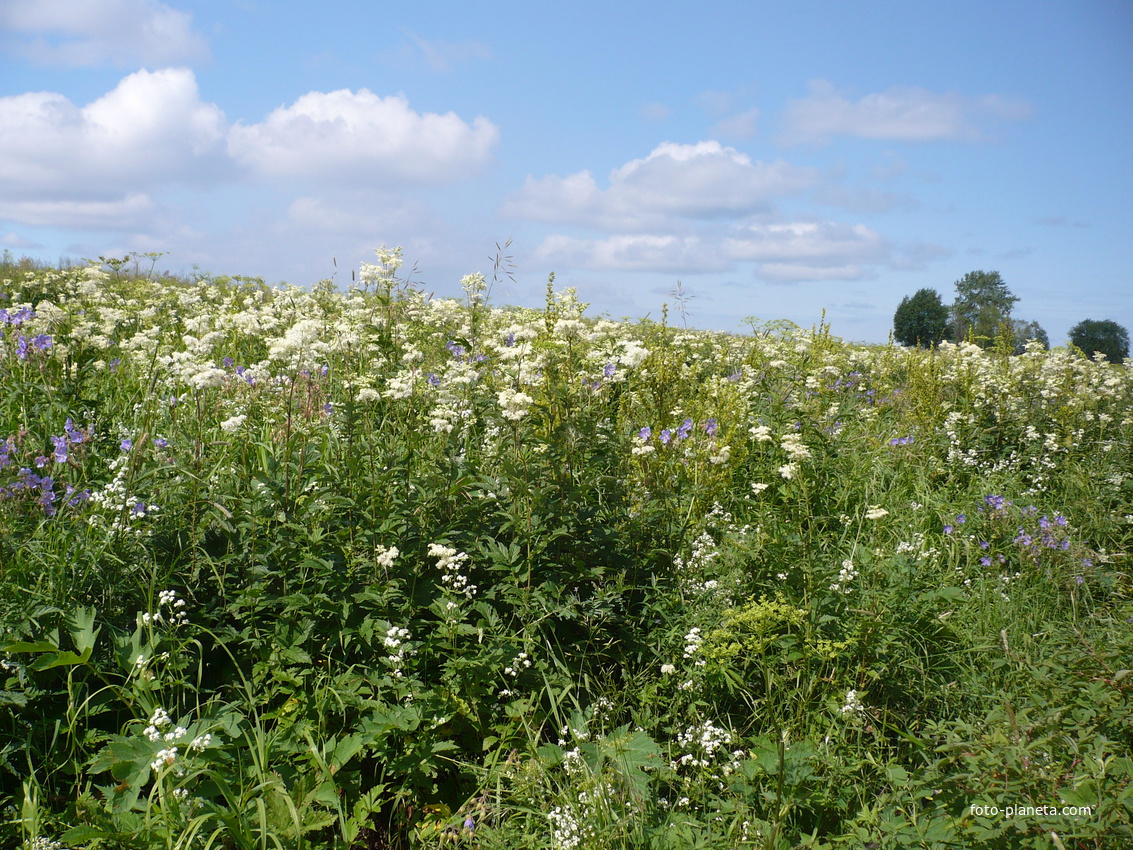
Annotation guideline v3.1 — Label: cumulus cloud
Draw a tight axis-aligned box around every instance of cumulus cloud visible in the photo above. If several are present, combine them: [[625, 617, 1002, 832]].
[[0, 67, 227, 227], [529, 219, 895, 280], [227, 89, 499, 186], [502, 141, 816, 230], [0, 193, 157, 230], [721, 221, 890, 281], [781, 80, 1031, 144], [0, 0, 209, 68], [533, 233, 729, 273]]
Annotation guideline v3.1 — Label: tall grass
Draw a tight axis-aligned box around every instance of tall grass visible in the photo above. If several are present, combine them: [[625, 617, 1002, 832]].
[[0, 252, 1130, 849]]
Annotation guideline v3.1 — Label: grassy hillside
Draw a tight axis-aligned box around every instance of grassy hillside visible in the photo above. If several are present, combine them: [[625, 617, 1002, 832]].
[[1, 253, 1130, 849]]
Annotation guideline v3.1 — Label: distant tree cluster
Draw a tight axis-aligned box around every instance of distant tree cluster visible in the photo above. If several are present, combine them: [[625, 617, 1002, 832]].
[[892, 270, 1128, 361], [1068, 319, 1130, 363]]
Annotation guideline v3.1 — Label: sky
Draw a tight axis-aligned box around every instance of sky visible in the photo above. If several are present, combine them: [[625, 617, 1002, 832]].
[[0, 0, 1130, 344]]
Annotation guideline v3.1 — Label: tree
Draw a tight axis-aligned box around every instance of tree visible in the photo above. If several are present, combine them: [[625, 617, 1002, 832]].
[[893, 288, 950, 347], [951, 270, 1019, 346], [1010, 319, 1049, 355], [1068, 319, 1130, 363]]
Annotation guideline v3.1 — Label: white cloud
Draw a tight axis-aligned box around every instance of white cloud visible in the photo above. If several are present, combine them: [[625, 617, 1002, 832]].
[[533, 233, 729, 273], [0, 0, 209, 68], [530, 220, 895, 280], [722, 221, 890, 281], [781, 80, 1031, 144], [0, 67, 227, 201], [0, 193, 157, 230], [227, 89, 499, 186], [502, 141, 816, 230]]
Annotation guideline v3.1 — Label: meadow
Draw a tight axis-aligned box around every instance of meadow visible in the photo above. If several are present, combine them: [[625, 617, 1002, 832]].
[[0, 250, 1130, 849]]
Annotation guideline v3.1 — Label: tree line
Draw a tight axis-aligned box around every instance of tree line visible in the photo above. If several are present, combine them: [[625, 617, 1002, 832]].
[[893, 270, 1130, 362]]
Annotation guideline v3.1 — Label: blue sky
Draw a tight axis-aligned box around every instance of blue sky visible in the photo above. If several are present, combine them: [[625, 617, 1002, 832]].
[[1, 0, 1130, 343]]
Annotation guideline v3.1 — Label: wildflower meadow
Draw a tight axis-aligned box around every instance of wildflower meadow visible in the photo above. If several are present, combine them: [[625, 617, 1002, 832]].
[[1, 251, 1130, 849]]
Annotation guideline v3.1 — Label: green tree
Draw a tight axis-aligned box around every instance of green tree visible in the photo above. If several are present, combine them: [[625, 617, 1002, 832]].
[[951, 270, 1019, 346], [1068, 319, 1130, 363], [893, 288, 950, 347], [1010, 319, 1049, 355]]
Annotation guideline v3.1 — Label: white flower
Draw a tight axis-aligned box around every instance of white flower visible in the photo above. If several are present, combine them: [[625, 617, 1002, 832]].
[[498, 387, 534, 421], [151, 746, 178, 770], [749, 424, 772, 442], [865, 505, 888, 520], [220, 414, 246, 433], [840, 689, 865, 714], [660, 663, 676, 675], [778, 462, 797, 479]]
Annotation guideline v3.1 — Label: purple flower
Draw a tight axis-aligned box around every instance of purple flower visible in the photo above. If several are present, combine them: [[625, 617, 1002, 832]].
[[980, 556, 991, 567], [51, 435, 68, 463], [956, 514, 966, 524], [120, 439, 133, 452], [132, 502, 147, 516], [979, 540, 989, 550], [108, 358, 121, 371], [223, 356, 234, 368], [704, 418, 717, 437], [153, 437, 168, 449], [322, 402, 333, 416], [676, 419, 692, 440], [603, 362, 616, 378], [943, 524, 954, 534], [16, 336, 28, 359], [427, 372, 440, 387], [659, 429, 672, 445]]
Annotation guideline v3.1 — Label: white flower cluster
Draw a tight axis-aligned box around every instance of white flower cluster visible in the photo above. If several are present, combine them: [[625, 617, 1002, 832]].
[[830, 559, 858, 594], [142, 590, 189, 627], [429, 543, 477, 599], [497, 387, 534, 421], [88, 454, 159, 532], [219, 413, 247, 433], [671, 719, 742, 775], [375, 545, 400, 569], [503, 651, 531, 677], [383, 626, 414, 677], [682, 627, 705, 667], [143, 707, 211, 775], [840, 689, 865, 715], [548, 803, 584, 850]]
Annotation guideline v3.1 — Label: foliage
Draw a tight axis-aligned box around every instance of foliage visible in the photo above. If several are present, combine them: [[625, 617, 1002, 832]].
[[1009, 319, 1049, 356], [893, 288, 950, 348], [0, 252, 1131, 849], [951, 270, 1019, 347], [1068, 318, 1130, 364]]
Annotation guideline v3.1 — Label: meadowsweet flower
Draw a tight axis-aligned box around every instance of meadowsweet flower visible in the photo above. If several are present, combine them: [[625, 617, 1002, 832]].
[[840, 689, 865, 714], [497, 387, 534, 421], [830, 559, 858, 593], [864, 506, 888, 520]]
